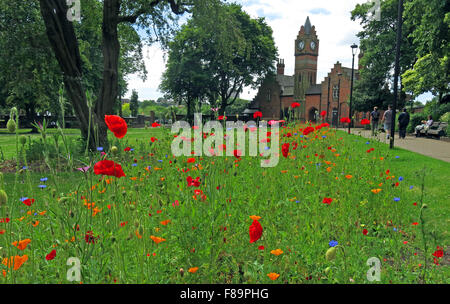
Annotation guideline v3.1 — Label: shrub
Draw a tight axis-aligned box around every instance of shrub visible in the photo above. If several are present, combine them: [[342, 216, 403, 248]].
[[407, 113, 427, 133]]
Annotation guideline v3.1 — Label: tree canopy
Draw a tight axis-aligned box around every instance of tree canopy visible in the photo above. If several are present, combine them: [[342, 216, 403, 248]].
[[160, 1, 278, 121]]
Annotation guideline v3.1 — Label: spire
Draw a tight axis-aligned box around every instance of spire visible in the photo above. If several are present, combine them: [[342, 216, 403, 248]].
[[304, 16, 311, 34]]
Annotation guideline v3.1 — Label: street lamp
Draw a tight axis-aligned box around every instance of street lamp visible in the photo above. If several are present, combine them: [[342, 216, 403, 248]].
[[349, 43, 358, 134], [337, 72, 342, 127]]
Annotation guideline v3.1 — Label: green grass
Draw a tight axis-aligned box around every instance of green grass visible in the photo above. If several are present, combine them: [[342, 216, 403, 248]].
[[0, 125, 448, 284]]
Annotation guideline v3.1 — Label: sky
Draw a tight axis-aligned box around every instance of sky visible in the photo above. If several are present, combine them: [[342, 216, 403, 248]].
[[124, 0, 432, 103]]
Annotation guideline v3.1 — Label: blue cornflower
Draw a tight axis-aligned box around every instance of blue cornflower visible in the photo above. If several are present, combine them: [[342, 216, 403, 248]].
[[322, 135, 326, 138], [158, 160, 163, 163], [366, 141, 370, 144], [20, 197, 28, 202], [264, 146, 270, 150], [22, 166, 27, 170], [294, 133, 298, 135], [38, 185, 47, 188], [130, 148, 134, 152], [147, 166, 152, 170], [97, 147, 103, 151], [393, 228, 398, 232], [295, 200, 300, 203], [300, 135, 304, 138], [399, 176, 404, 181], [40, 177, 48, 182], [132, 163, 137, 167], [395, 156, 399, 159], [409, 186, 414, 189], [329, 240, 338, 247], [394, 197, 400, 202]]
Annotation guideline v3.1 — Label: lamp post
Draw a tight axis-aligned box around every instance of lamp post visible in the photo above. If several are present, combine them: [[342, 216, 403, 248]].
[[349, 43, 358, 134], [390, 0, 404, 149], [337, 72, 342, 127]]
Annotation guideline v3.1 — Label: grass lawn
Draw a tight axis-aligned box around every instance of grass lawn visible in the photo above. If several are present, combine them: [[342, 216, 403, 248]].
[[0, 125, 448, 284]]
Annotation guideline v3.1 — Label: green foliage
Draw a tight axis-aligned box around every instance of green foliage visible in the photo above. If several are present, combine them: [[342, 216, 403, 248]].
[[402, 0, 449, 100], [407, 113, 427, 133], [160, 1, 278, 119], [122, 103, 131, 117], [130, 90, 139, 117]]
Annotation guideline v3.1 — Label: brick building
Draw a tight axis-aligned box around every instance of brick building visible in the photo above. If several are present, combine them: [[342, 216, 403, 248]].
[[249, 17, 370, 127]]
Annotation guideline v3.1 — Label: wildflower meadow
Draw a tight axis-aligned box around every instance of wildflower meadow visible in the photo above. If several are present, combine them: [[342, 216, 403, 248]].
[[0, 113, 448, 284]]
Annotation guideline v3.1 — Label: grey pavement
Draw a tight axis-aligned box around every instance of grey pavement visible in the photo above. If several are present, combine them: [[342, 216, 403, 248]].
[[338, 128, 450, 163]]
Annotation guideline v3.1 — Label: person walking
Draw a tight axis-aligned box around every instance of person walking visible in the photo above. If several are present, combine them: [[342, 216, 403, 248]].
[[370, 106, 380, 136], [381, 105, 393, 140], [398, 108, 410, 139]]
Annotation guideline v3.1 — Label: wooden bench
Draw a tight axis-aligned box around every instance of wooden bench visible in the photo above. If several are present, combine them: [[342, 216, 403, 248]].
[[417, 121, 448, 139]]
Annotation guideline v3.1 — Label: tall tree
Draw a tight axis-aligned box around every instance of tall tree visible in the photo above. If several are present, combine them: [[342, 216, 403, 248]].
[[351, 0, 416, 112], [160, 1, 278, 119], [0, 0, 62, 127], [402, 0, 449, 103], [130, 89, 139, 117], [39, 0, 193, 149]]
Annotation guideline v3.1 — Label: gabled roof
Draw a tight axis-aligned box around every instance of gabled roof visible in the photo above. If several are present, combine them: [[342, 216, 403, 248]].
[[276, 74, 294, 96]]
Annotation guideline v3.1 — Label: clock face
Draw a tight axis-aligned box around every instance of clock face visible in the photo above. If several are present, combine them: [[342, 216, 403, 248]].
[[298, 40, 305, 50], [310, 41, 316, 50]]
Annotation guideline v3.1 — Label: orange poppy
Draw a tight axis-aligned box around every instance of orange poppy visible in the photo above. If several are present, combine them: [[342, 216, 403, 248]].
[[249, 215, 261, 221], [12, 239, 31, 250], [267, 272, 280, 280], [2, 255, 28, 270], [188, 267, 199, 273], [270, 249, 284, 256], [160, 220, 171, 226], [150, 235, 166, 244]]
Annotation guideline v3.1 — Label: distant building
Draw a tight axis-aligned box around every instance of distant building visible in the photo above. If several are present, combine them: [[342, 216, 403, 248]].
[[121, 98, 130, 104], [248, 16, 369, 127]]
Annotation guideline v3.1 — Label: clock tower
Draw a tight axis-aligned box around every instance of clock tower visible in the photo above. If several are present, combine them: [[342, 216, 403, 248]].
[[294, 16, 319, 117]]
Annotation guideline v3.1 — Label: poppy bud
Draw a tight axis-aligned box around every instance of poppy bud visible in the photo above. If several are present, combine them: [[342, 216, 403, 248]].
[[0, 190, 7, 206], [111, 146, 118, 154], [69, 210, 74, 217], [19, 135, 26, 146], [51, 188, 57, 198], [179, 268, 184, 277], [326, 247, 337, 261], [422, 204, 428, 209], [324, 267, 331, 274], [7, 119, 16, 133]]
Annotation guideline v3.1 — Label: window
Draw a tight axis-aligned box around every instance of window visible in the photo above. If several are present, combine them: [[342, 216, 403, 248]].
[[333, 85, 339, 99]]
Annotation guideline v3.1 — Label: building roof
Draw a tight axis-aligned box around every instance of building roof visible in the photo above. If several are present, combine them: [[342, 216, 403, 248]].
[[276, 74, 294, 96], [304, 16, 312, 35], [305, 84, 322, 95]]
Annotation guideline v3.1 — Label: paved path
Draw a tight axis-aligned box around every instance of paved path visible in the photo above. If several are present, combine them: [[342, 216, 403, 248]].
[[338, 128, 450, 163]]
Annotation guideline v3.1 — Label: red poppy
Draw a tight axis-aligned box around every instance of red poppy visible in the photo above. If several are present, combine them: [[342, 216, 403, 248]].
[[124, 147, 131, 152], [152, 122, 161, 127], [292, 142, 298, 150], [249, 220, 263, 243], [85, 231, 98, 244], [322, 197, 333, 205], [94, 160, 126, 178], [432, 247, 444, 258], [303, 126, 315, 136], [187, 158, 196, 163], [22, 198, 35, 207], [105, 115, 127, 139], [218, 115, 227, 121], [45, 249, 56, 261], [361, 118, 370, 125], [233, 149, 242, 158], [186, 176, 200, 187], [0, 218, 10, 223], [281, 143, 290, 158], [340, 117, 351, 124], [253, 111, 262, 119], [321, 122, 330, 127], [320, 111, 327, 117], [150, 137, 157, 142], [362, 229, 368, 236], [291, 102, 300, 109]]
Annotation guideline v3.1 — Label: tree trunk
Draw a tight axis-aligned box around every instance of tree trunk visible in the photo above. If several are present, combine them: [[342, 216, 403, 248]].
[[39, 0, 99, 148]]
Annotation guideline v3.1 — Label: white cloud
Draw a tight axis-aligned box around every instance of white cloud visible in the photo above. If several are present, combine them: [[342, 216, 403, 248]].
[[126, 0, 370, 101]]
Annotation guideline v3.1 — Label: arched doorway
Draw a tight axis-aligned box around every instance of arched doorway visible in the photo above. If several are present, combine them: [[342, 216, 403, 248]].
[[332, 108, 338, 127], [308, 107, 318, 122]]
